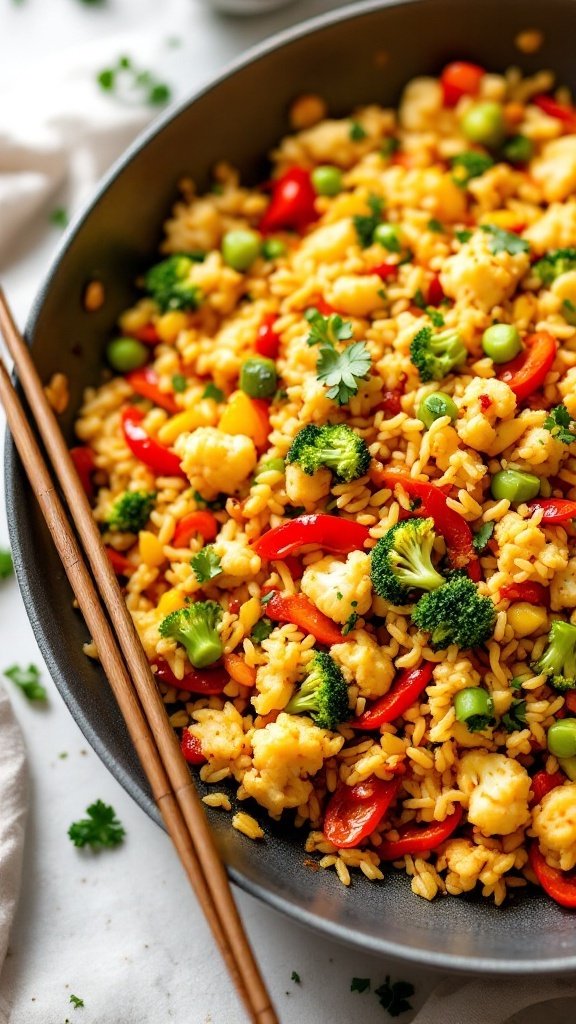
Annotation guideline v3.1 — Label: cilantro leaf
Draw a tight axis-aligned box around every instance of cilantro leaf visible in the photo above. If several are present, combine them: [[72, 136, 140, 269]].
[[501, 698, 527, 733], [316, 341, 372, 405], [69, 995, 85, 1008], [451, 151, 494, 186], [351, 977, 371, 993], [305, 308, 353, 348], [544, 403, 576, 444], [172, 374, 187, 393], [455, 228, 472, 244], [427, 218, 443, 233], [96, 55, 171, 107], [349, 120, 367, 141], [202, 382, 224, 402], [49, 207, 69, 228], [473, 520, 495, 553], [342, 611, 359, 635], [68, 800, 125, 849], [375, 976, 415, 1018], [4, 663, 46, 701], [290, 971, 301, 984], [0, 548, 13, 580], [481, 224, 530, 256], [250, 617, 274, 644], [190, 546, 222, 584], [353, 194, 384, 247], [192, 490, 225, 511]]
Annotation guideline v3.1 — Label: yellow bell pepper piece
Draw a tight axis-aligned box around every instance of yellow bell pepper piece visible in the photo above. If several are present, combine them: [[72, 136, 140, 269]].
[[157, 588, 187, 615], [157, 399, 218, 446], [507, 602, 548, 638], [156, 311, 188, 344], [218, 391, 268, 449], [139, 530, 165, 568], [480, 209, 521, 231]]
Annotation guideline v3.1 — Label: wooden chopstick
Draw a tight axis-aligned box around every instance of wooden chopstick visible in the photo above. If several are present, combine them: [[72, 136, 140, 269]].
[[0, 289, 278, 1024]]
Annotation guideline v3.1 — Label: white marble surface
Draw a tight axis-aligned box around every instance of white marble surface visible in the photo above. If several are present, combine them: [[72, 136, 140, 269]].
[[0, 1, 573, 1021]]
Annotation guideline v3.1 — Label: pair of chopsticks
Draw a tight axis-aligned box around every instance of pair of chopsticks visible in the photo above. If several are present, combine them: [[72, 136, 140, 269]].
[[0, 289, 278, 1024]]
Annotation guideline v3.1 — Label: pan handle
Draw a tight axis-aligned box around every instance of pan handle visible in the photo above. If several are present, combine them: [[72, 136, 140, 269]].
[[409, 976, 576, 1024]]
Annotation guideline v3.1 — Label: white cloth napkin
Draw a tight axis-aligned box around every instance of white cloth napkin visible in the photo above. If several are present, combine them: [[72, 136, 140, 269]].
[[0, 684, 27, 1024]]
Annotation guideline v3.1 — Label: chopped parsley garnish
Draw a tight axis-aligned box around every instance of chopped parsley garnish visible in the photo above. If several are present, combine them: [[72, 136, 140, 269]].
[[455, 228, 472, 244], [451, 151, 494, 186], [190, 546, 222, 584], [290, 971, 301, 984], [250, 617, 274, 644], [342, 611, 359, 635], [375, 976, 415, 1018], [544, 403, 576, 444], [481, 224, 530, 256], [49, 207, 69, 228], [305, 309, 353, 348], [0, 548, 13, 580], [349, 120, 367, 141], [427, 308, 445, 328], [427, 218, 443, 233], [192, 490, 224, 511], [283, 505, 306, 519], [317, 341, 372, 405], [69, 995, 85, 1009], [563, 298, 576, 326], [97, 55, 171, 107], [501, 698, 528, 733], [68, 800, 125, 849], [351, 977, 371, 993], [473, 520, 495, 553], [4, 664, 46, 701], [172, 374, 187, 393], [202, 382, 224, 402], [381, 138, 399, 158], [353, 194, 385, 247]]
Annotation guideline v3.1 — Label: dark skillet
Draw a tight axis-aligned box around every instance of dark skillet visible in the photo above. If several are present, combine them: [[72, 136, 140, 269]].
[[5, 0, 576, 973]]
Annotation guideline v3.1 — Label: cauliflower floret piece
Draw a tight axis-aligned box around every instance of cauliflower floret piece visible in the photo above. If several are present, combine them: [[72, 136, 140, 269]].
[[531, 136, 576, 203], [524, 200, 576, 254], [399, 76, 443, 131], [510, 423, 566, 477], [212, 537, 261, 581], [558, 367, 576, 418], [251, 628, 302, 716], [495, 510, 569, 583], [532, 782, 576, 871], [440, 230, 530, 311], [331, 629, 395, 698], [457, 750, 531, 836], [300, 550, 372, 624], [456, 378, 517, 453], [240, 712, 344, 816], [326, 274, 385, 317], [285, 462, 331, 511], [442, 838, 492, 893], [175, 427, 256, 498], [296, 218, 358, 264], [550, 556, 576, 611], [188, 702, 251, 781]]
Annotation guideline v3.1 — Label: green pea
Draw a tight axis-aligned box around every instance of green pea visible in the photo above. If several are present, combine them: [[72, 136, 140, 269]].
[[256, 457, 285, 480], [547, 719, 576, 759], [261, 238, 287, 260], [373, 222, 402, 253], [221, 229, 262, 272], [240, 357, 278, 399], [491, 469, 541, 503], [559, 756, 576, 781], [482, 323, 522, 363], [454, 687, 494, 729], [502, 134, 534, 165], [460, 102, 506, 147], [311, 165, 343, 197], [106, 337, 149, 373], [417, 391, 458, 428]]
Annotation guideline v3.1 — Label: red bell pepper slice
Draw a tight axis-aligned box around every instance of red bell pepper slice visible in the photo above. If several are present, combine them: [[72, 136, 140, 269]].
[[265, 591, 342, 646], [427, 273, 445, 307], [126, 367, 179, 414], [122, 407, 186, 478], [372, 262, 399, 281], [371, 467, 481, 580], [132, 323, 160, 345], [440, 61, 485, 107], [259, 168, 318, 233], [352, 662, 434, 730], [529, 844, 576, 908], [69, 446, 95, 500], [533, 94, 576, 132], [527, 498, 576, 524], [323, 777, 402, 849], [566, 692, 576, 715], [181, 729, 206, 765], [498, 331, 557, 403], [172, 510, 219, 547], [530, 769, 566, 807], [377, 387, 404, 415], [255, 314, 280, 359], [105, 546, 133, 576], [378, 805, 463, 859], [500, 581, 550, 606], [153, 657, 228, 695], [253, 514, 370, 561]]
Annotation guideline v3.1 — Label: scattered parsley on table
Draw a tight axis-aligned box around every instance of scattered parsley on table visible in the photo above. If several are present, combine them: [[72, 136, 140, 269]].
[[68, 800, 125, 850], [290, 971, 301, 984], [4, 664, 46, 701], [69, 994, 85, 1008], [96, 55, 171, 107], [350, 977, 371, 993], [0, 548, 13, 580], [49, 207, 69, 229], [375, 976, 415, 1017]]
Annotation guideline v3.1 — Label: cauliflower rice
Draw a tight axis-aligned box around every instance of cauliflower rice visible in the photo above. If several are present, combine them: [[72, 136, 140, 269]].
[[74, 61, 576, 908]]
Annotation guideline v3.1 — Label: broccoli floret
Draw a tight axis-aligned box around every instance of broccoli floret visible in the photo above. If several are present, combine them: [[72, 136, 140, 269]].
[[285, 651, 349, 730], [286, 423, 370, 483], [144, 255, 202, 312], [370, 517, 445, 605], [410, 325, 467, 383], [532, 620, 576, 691], [533, 248, 576, 287], [107, 490, 156, 533], [411, 573, 496, 650], [158, 600, 223, 668]]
